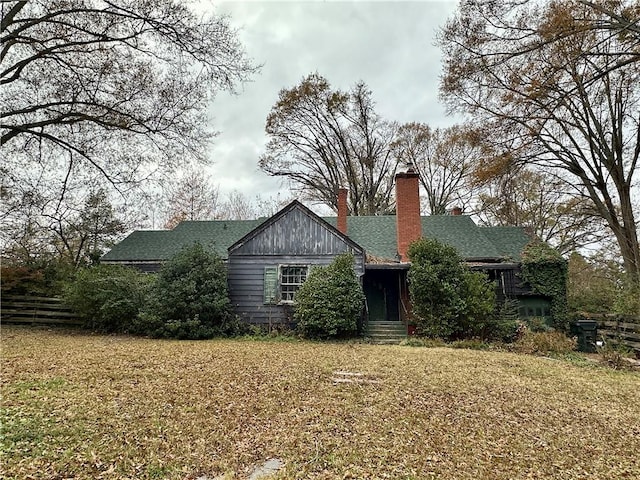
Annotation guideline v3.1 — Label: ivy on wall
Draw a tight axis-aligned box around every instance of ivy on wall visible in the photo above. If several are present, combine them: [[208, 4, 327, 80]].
[[521, 241, 568, 330]]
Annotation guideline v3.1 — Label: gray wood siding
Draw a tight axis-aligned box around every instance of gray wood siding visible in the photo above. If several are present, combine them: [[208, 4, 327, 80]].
[[232, 208, 357, 256], [228, 254, 365, 325], [228, 203, 365, 326]]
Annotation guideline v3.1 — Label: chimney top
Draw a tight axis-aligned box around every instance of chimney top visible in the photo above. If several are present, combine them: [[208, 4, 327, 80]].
[[336, 188, 348, 234], [451, 206, 463, 216], [396, 163, 420, 180], [395, 168, 421, 262]]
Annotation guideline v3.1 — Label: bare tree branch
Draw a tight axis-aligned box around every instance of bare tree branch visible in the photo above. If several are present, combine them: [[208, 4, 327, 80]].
[[439, 0, 640, 279]]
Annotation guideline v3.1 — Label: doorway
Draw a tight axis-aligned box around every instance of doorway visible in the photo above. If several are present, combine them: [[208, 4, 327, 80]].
[[363, 269, 400, 322]]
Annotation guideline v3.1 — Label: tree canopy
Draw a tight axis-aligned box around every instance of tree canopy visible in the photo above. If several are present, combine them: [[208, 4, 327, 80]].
[[161, 168, 221, 229], [1, 1, 257, 265], [439, 0, 640, 280], [260, 73, 399, 215], [1, 0, 256, 183], [391, 123, 483, 215], [476, 168, 606, 255]]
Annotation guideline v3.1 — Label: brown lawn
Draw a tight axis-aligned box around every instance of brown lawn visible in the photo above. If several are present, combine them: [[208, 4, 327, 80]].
[[1, 326, 639, 479]]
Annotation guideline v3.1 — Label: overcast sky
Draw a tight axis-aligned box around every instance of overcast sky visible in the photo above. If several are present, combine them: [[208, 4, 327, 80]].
[[207, 0, 460, 204]]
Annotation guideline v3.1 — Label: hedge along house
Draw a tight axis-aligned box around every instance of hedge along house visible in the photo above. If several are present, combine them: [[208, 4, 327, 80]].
[[102, 166, 550, 332], [102, 201, 366, 327]]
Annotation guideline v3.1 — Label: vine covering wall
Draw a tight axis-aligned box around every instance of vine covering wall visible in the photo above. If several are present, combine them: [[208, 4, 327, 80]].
[[520, 241, 568, 330]]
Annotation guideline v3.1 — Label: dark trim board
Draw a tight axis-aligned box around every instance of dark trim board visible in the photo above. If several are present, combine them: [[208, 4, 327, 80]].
[[101, 260, 162, 273]]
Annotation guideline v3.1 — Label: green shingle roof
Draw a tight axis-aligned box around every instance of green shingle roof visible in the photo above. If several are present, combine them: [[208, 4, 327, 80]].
[[479, 226, 532, 262], [172, 220, 262, 257], [101, 230, 174, 262], [325, 216, 398, 260], [325, 215, 506, 260], [103, 212, 531, 263], [101, 220, 260, 262]]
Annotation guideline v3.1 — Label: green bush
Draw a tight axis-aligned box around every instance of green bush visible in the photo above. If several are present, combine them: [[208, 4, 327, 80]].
[[63, 264, 151, 332], [525, 316, 553, 333], [294, 254, 365, 339], [485, 298, 521, 342], [135, 243, 233, 339], [613, 276, 640, 317], [407, 238, 496, 340], [567, 252, 617, 314]]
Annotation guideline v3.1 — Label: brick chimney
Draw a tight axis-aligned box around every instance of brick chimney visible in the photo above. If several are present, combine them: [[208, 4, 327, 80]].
[[395, 164, 421, 262], [452, 206, 462, 216], [337, 188, 348, 234]]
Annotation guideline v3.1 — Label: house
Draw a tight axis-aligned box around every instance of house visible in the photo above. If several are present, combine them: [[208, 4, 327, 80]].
[[102, 167, 550, 332]]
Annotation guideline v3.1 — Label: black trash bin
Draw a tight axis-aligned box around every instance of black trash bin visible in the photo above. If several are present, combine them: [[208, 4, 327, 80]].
[[570, 320, 598, 353]]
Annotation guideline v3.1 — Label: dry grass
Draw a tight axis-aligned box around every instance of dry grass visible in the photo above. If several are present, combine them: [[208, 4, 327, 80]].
[[1, 326, 639, 480]]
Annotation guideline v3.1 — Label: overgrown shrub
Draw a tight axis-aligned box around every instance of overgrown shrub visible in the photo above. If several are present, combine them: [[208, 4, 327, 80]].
[[63, 264, 151, 332], [486, 298, 521, 342], [135, 243, 233, 339], [567, 252, 640, 318], [525, 316, 553, 333], [567, 252, 617, 314], [513, 330, 576, 355], [613, 276, 640, 317], [2, 260, 75, 296], [408, 238, 496, 340], [597, 341, 633, 370], [294, 254, 365, 339]]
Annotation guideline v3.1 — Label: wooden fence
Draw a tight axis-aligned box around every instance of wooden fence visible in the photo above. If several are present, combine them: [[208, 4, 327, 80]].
[[578, 313, 640, 354], [1, 295, 83, 326]]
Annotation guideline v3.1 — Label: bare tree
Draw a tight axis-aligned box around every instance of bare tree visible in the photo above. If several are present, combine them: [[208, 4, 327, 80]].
[[1, 0, 257, 191], [476, 168, 606, 255], [162, 169, 221, 229], [1, 179, 125, 267], [576, 0, 640, 40], [48, 189, 126, 266], [260, 73, 398, 215], [1, 1, 257, 265], [439, 0, 640, 279], [392, 123, 483, 215], [218, 190, 257, 221], [253, 192, 296, 218]]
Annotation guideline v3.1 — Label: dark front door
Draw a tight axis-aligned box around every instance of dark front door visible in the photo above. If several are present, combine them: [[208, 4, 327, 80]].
[[364, 269, 400, 322]]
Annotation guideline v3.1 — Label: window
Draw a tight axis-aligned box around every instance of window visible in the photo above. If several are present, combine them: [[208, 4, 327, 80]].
[[263, 265, 309, 304], [517, 298, 552, 320], [280, 265, 308, 302]]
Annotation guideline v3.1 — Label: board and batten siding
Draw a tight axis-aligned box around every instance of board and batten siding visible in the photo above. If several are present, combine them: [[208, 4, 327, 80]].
[[231, 207, 358, 256], [228, 205, 365, 325]]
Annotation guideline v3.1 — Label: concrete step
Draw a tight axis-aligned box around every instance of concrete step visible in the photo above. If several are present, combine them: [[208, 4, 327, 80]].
[[366, 322, 407, 344], [367, 323, 406, 332]]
